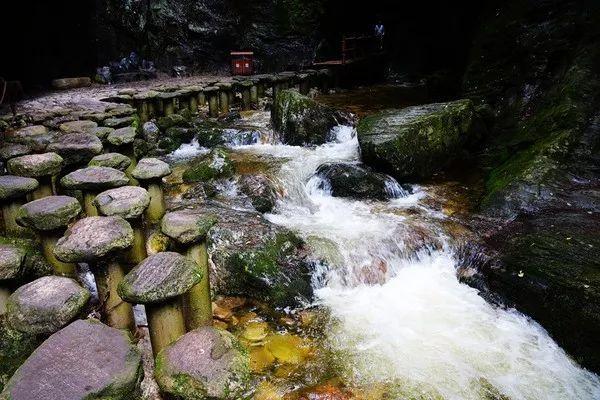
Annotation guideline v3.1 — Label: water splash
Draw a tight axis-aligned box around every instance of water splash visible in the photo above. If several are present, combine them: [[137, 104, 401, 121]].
[[169, 137, 208, 160]]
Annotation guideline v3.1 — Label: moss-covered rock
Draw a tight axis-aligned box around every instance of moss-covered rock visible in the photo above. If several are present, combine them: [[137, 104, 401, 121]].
[[0, 237, 52, 279], [357, 100, 484, 181], [0, 316, 40, 393], [182, 148, 234, 183], [272, 89, 351, 145]]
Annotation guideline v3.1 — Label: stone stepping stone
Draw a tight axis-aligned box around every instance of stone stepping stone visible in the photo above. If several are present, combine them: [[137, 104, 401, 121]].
[[47, 133, 103, 165], [88, 153, 131, 171], [154, 326, 250, 400], [0, 143, 31, 161], [0, 244, 26, 280], [93, 186, 150, 219], [7, 153, 63, 178], [0, 176, 39, 201], [107, 126, 137, 146], [103, 116, 135, 128], [9, 126, 55, 152], [54, 216, 133, 263], [91, 126, 115, 140], [118, 252, 201, 304], [58, 120, 98, 134], [16, 196, 81, 231], [6, 276, 90, 334], [131, 158, 171, 181], [161, 209, 218, 245], [60, 167, 129, 191], [0, 319, 142, 400]]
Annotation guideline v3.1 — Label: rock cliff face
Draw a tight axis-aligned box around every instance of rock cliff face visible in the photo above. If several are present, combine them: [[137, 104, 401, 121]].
[[462, 0, 600, 371], [97, 0, 326, 71]]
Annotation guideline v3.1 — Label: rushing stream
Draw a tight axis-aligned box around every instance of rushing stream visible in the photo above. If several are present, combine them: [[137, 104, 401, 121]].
[[172, 111, 600, 399]]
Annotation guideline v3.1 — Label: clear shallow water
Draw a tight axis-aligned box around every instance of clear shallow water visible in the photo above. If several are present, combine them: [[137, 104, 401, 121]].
[[236, 121, 600, 399]]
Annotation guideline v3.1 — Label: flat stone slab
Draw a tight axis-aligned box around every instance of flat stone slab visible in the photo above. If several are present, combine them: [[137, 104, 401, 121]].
[[94, 186, 150, 219], [51, 76, 92, 89], [0, 175, 39, 201], [9, 125, 55, 152], [54, 216, 133, 263], [88, 153, 132, 171], [16, 196, 81, 231], [7, 153, 63, 177], [6, 276, 90, 334], [92, 126, 115, 140], [0, 319, 142, 400], [47, 133, 103, 165], [131, 158, 171, 181], [107, 126, 137, 146], [118, 252, 201, 303], [155, 326, 250, 400], [161, 209, 218, 245], [0, 244, 26, 280], [58, 120, 98, 134], [103, 116, 135, 128], [60, 167, 129, 191], [0, 143, 31, 161]]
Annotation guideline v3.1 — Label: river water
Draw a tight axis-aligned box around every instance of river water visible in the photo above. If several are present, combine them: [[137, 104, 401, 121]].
[[171, 109, 600, 399]]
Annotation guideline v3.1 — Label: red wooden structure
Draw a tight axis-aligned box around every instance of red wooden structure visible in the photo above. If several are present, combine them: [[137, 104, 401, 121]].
[[230, 51, 254, 75], [314, 35, 381, 66]]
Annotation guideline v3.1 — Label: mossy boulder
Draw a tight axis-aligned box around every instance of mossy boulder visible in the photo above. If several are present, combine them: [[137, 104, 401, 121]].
[[161, 210, 218, 245], [272, 89, 352, 145], [154, 326, 250, 400], [0, 316, 40, 393], [357, 100, 484, 181], [239, 174, 278, 213], [0, 319, 143, 400], [182, 148, 234, 183], [0, 237, 52, 279]]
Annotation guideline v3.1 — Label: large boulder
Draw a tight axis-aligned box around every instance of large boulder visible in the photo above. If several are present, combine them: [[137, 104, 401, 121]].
[[314, 163, 408, 200], [238, 174, 278, 213], [357, 100, 483, 180], [0, 319, 143, 400], [154, 326, 250, 400], [182, 148, 234, 183], [272, 89, 352, 145]]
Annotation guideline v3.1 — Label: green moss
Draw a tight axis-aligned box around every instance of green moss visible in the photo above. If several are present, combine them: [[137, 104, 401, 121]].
[[182, 148, 234, 183], [0, 316, 40, 392], [0, 237, 52, 279]]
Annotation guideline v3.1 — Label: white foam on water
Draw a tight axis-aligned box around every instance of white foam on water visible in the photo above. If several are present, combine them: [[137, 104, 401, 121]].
[[168, 137, 209, 160]]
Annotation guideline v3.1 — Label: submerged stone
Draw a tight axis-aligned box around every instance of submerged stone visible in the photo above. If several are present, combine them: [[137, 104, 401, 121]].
[[182, 148, 234, 183], [16, 196, 81, 231], [6, 276, 90, 335], [0, 176, 39, 201], [94, 186, 150, 219], [0, 319, 142, 400], [161, 209, 218, 245], [131, 158, 171, 181], [88, 152, 132, 170], [155, 326, 250, 400], [271, 89, 352, 145], [54, 216, 133, 263], [7, 153, 63, 178], [47, 133, 103, 165], [60, 167, 129, 191], [357, 100, 483, 180], [118, 252, 201, 304], [0, 245, 26, 280]]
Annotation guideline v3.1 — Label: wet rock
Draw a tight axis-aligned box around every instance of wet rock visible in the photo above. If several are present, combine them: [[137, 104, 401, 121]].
[[94, 186, 150, 219], [160, 126, 194, 152], [154, 326, 250, 400], [47, 133, 103, 165], [272, 89, 352, 145], [103, 115, 135, 128], [142, 121, 160, 143], [314, 163, 407, 200], [0, 319, 142, 400], [239, 174, 277, 213], [157, 114, 187, 130], [107, 126, 137, 146], [54, 216, 133, 263], [0, 316, 40, 393], [161, 209, 218, 245], [60, 167, 129, 191], [6, 276, 90, 335], [88, 152, 132, 171], [182, 148, 234, 183], [357, 100, 483, 180], [118, 252, 201, 303], [0, 144, 31, 162], [92, 126, 115, 140], [131, 158, 171, 181], [16, 196, 81, 231], [7, 126, 54, 152], [0, 176, 39, 200], [58, 120, 98, 134], [7, 153, 63, 177], [0, 245, 26, 280]]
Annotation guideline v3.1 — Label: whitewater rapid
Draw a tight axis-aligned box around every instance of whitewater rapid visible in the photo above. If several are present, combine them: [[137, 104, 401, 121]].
[[238, 124, 600, 400]]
